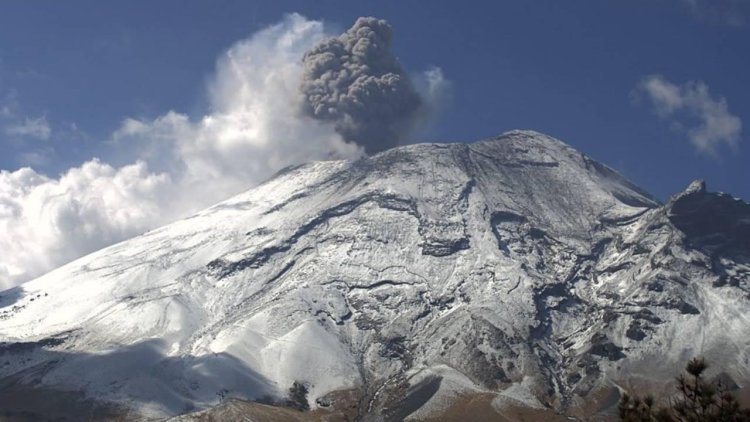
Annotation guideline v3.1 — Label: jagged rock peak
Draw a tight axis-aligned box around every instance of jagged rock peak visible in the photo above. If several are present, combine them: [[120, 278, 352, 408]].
[[686, 179, 707, 194], [670, 179, 707, 202]]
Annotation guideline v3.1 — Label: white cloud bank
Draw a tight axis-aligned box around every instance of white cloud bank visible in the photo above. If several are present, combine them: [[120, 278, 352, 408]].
[[635, 74, 742, 156], [0, 161, 171, 285], [0, 14, 448, 289]]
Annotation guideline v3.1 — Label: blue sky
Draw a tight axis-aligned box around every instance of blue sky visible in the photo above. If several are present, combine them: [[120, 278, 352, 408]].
[[0, 1, 748, 286], [1, 1, 748, 198]]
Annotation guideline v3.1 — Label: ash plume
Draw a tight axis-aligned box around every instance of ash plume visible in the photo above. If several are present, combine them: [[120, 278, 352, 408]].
[[300, 17, 423, 154]]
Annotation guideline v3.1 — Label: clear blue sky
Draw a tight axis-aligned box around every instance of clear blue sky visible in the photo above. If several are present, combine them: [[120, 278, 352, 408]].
[[0, 0, 748, 200]]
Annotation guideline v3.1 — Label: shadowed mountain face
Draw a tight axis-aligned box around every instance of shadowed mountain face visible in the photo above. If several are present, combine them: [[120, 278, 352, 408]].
[[668, 180, 750, 253], [0, 130, 748, 420]]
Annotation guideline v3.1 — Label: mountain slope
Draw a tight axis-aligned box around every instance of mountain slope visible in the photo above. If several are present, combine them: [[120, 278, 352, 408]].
[[0, 130, 748, 420]]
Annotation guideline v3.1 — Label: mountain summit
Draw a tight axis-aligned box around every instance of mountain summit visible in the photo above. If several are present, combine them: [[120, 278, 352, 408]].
[[1, 130, 748, 420]]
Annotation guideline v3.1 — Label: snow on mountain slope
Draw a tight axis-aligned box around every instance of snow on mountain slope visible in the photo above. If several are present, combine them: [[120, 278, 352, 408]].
[[0, 130, 748, 420]]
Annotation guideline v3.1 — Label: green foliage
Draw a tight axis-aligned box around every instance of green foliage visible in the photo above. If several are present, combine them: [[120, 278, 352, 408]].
[[618, 358, 750, 421]]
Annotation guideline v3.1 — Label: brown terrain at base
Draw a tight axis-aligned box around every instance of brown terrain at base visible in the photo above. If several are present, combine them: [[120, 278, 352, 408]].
[[0, 381, 134, 422], [167, 388, 363, 422], [414, 392, 571, 422], [0, 380, 746, 421], [0, 385, 645, 422], [169, 391, 579, 422], [566, 386, 621, 421], [167, 397, 560, 422]]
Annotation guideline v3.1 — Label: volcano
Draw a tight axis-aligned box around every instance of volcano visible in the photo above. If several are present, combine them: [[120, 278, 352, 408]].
[[1, 130, 748, 421]]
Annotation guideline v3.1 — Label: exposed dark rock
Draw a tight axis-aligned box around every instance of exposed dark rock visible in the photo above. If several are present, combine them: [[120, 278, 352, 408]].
[[662, 299, 701, 315], [381, 336, 409, 360], [626, 321, 647, 341], [0, 337, 66, 355], [567, 372, 582, 384], [420, 238, 470, 257], [647, 281, 664, 292], [630, 309, 662, 324], [286, 381, 309, 411], [602, 309, 619, 323], [589, 334, 625, 361]]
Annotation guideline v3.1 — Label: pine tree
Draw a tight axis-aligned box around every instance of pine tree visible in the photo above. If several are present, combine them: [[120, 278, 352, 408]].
[[618, 358, 750, 421]]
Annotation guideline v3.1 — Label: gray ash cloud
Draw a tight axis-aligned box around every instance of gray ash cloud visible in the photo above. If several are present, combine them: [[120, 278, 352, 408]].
[[300, 17, 423, 154]]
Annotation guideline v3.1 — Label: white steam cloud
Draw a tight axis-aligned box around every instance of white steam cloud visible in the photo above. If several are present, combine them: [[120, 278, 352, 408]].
[[635, 74, 742, 156], [0, 14, 448, 289], [0, 161, 171, 285]]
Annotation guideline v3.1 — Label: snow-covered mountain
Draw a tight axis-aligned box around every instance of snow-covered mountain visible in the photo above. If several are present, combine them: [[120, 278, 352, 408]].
[[1, 130, 748, 421]]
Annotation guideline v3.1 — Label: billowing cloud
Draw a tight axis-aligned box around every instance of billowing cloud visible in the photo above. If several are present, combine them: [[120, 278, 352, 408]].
[[0, 161, 172, 289], [300, 17, 425, 153], [635, 74, 742, 156], [112, 14, 362, 210], [0, 14, 449, 289], [0, 14, 348, 289], [5, 116, 51, 140]]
